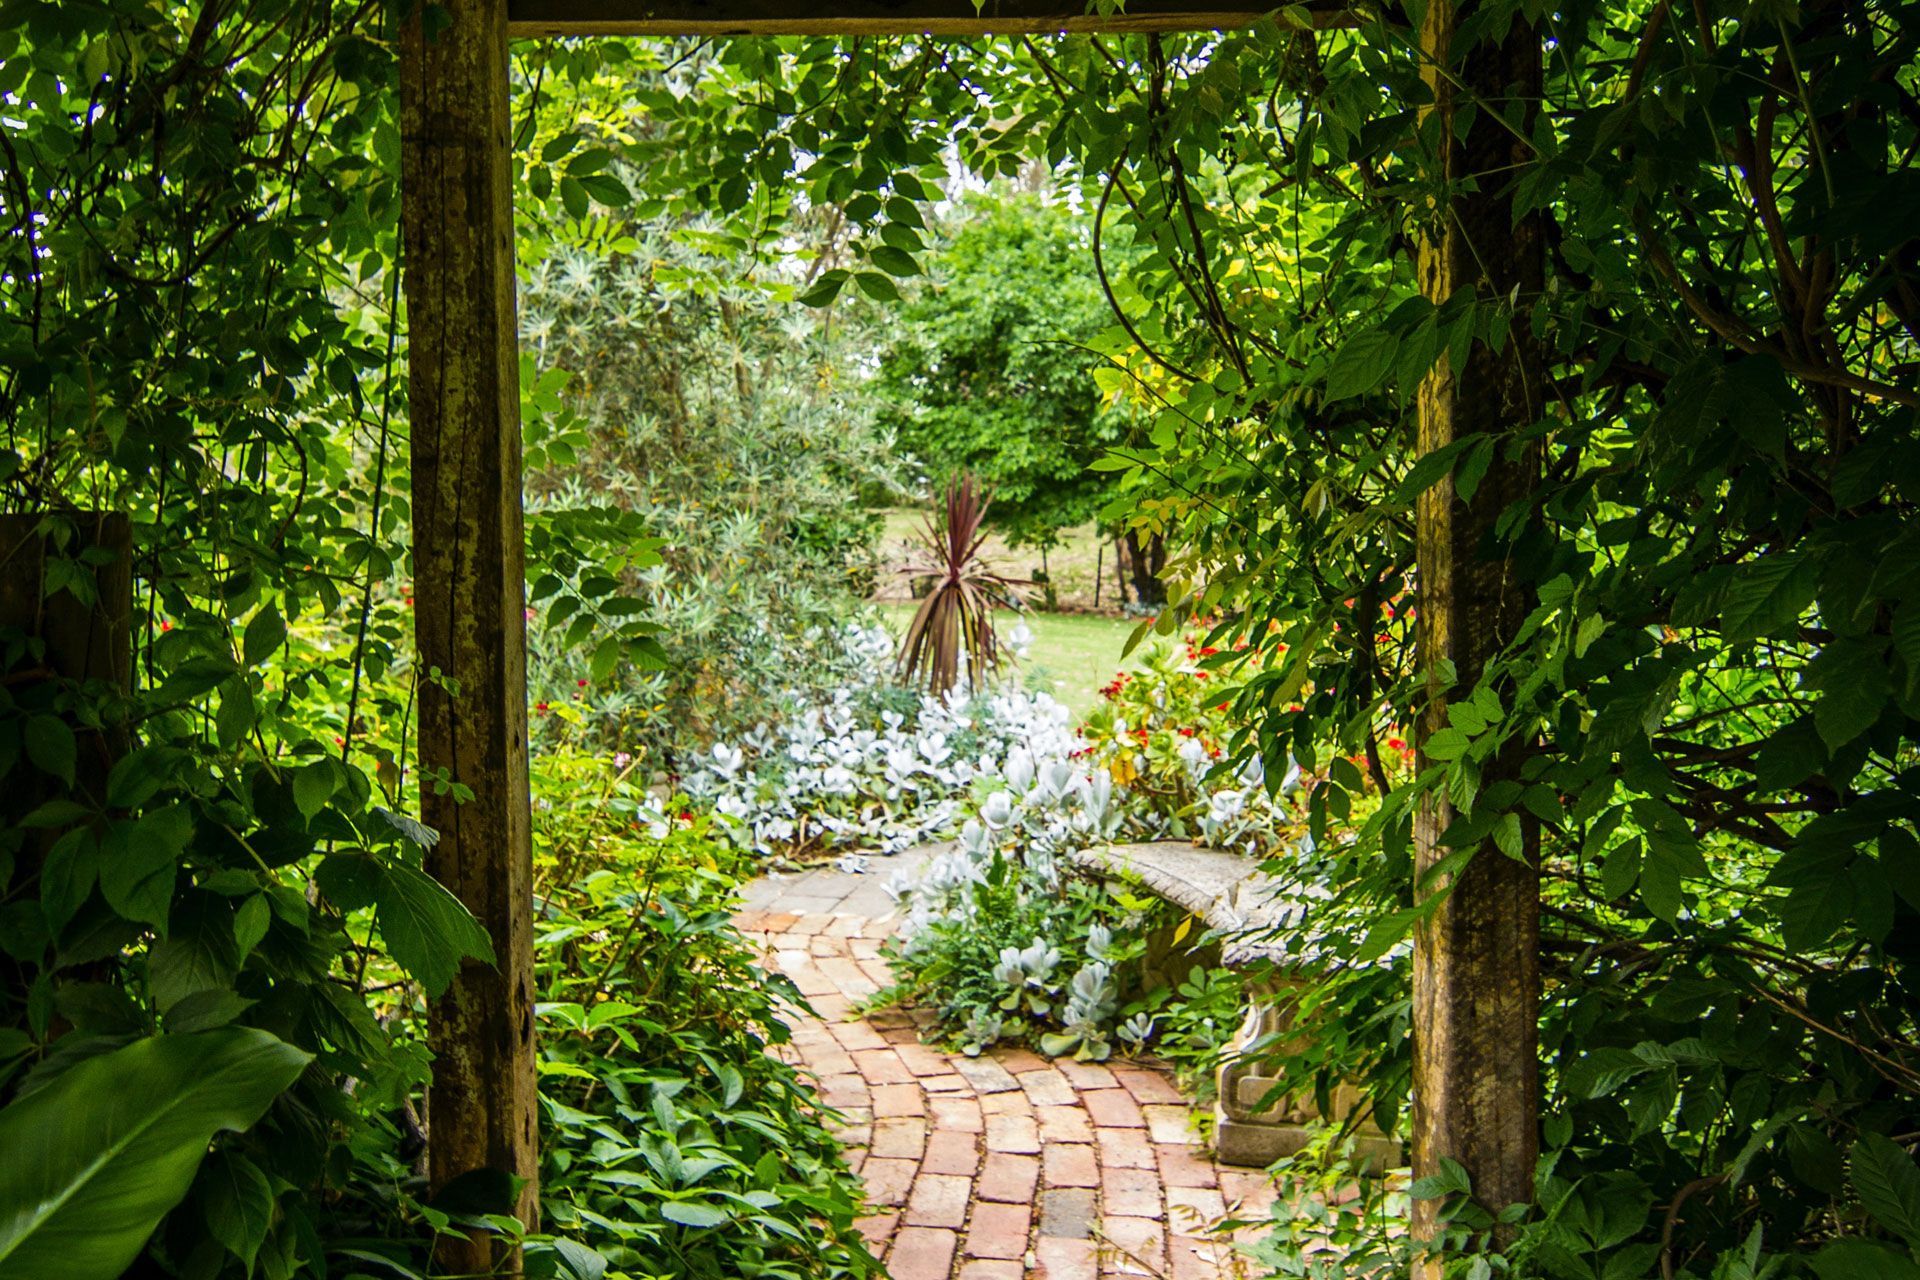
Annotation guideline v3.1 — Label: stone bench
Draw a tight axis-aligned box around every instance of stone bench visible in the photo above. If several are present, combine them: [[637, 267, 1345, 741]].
[[1068, 841, 1402, 1171]]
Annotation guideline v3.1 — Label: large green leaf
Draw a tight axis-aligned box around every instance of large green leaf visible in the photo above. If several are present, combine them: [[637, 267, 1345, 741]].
[[0, 1028, 310, 1280], [374, 860, 496, 998], [1853, 1133, 1920, 1249]]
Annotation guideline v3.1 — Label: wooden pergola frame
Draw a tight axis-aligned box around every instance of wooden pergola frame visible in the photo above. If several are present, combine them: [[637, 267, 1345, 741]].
[[397, 3, 1540, 1273]]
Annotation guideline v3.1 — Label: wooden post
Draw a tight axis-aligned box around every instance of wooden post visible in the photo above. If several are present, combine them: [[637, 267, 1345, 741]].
[[398, 0, 539, 1266], [1410, 2, 1543, 1269]]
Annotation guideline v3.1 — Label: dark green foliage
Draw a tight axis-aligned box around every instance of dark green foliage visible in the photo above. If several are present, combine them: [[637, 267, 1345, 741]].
[[874, 193, 1133, 548], [0, 1028, 309, 1279], [0, 8, 868, 1279], [529, 754, 879, 1279]]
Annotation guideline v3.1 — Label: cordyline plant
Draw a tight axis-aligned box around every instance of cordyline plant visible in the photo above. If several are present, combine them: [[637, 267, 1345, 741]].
[[898, 475, 1026, 696]]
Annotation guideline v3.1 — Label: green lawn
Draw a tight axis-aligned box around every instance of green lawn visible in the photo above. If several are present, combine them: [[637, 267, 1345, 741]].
[[875, 603, 1145, 721]]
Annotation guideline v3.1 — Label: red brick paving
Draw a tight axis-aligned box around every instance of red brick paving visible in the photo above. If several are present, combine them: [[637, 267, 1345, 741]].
[[739, 881, 1255, 1278]]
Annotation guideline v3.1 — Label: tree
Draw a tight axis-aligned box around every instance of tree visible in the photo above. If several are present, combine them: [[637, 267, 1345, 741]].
[[875, 191, 1141, 565]]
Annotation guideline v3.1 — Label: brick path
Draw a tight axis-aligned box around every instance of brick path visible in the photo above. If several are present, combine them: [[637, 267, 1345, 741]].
[[736, 863, 1276, 1279]]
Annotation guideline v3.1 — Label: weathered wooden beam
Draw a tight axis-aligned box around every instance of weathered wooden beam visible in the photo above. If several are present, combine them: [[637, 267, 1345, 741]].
[[398, 0, 540, 1268], [506, 0, 1355, 37], [1409, 1, 1543, 1271]]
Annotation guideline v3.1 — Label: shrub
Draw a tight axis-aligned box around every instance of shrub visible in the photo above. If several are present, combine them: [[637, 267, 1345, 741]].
[[896, 474, 1023, 696], [519, 235, 897, 764], [529, 751, 879, 1280]]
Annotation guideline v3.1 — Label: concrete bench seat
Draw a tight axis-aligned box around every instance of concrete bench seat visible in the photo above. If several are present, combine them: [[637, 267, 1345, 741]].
[[1069, 841, 1401, 1171]]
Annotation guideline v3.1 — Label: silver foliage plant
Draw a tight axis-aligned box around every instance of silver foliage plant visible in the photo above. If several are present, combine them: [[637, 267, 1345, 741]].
[[686, 624, 1329, 1057]]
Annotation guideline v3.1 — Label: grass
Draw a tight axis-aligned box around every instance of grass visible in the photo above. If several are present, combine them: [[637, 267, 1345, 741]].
[[874, 602, 1146, 721]]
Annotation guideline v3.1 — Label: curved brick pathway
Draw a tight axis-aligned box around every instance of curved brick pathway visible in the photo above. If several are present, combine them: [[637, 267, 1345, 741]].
[[736, 862, 1276, 1279]]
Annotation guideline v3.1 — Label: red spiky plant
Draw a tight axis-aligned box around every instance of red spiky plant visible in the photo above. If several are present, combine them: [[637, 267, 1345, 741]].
[[897, 475, 1026, 697]]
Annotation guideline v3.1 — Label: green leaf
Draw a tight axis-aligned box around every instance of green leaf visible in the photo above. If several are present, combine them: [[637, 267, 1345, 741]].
[[0, 1028, 309, 1280], [164, 989, 253, 1034], [1852, 1133, 1920, 1248], [1600, 837, 1642, 900], [99, 807, 193, 932], [242, 606, 286, 669], [1775, 873, 1855, 952], [853, 271, 899, 302], [560, 175, 590, 220], [1810, 1240, 1920, 1280], [148, 899, 240, 1013], [1640, 842, 1683, 922], [869, 245, 920, 277], [215, 680, 254, 749], [1492, 812, 1523, 861], [198, 1150, 274, 1271], [795, 270, 846, 307], [233, 894, 271, 958], [1410, 1156, 1472, 1200], [547, 1239, 608, 1280], [1812, 639, 1890, 751], [1720, 553, 1820, 644], [373, 860, 496, 998], [1393, 437, 1477, 505], [660, 1200, 728, 1228], [1324, 329, 1401, 403], [1884, 827, 1920, 912], [590, 637, 621, 683], [292, 763, 335, 822], [24, 716, 75, 787]]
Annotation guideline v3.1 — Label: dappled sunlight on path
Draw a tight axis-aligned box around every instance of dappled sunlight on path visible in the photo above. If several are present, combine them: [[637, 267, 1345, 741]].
[[736, 864, 1276, 1279]]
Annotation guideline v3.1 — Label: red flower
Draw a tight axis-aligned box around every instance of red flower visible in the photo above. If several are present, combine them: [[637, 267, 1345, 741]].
[[536, 701, 550, 713], [577, 678, 588, 687], [1387, 737, 1407, 751], [160, 620, 172, 632], [1200, 646, 1217, 656]]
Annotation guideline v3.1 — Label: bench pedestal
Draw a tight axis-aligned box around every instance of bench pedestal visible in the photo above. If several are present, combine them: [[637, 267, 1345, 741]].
[[1069, 843, 1403, 1172], [1212, 979, 1401, 1172]]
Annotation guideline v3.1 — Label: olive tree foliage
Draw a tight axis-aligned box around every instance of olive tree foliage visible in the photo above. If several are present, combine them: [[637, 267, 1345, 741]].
[[580, 6, 1920, 1276], [518, 230, 897, 753], [873, 190, 1134, 550], [506, 42, 904, 755]]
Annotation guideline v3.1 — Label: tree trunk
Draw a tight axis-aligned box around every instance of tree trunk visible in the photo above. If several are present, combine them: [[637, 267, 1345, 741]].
[[1123, 529, 1167, 607], [1409, 3, 1545, 1271], [398, 0, 540, 1270]]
